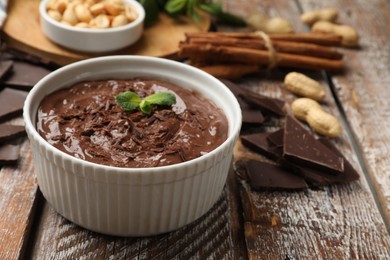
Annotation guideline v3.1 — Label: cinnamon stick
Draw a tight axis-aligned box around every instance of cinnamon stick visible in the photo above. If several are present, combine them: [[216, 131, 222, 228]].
[[195, 63, 261, 80], [186, 32, 342, 46], [188, 37, 343, 60], [179, 44, 343, 71]]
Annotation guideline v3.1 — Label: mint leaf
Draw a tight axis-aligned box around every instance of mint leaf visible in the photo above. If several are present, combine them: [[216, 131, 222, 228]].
[[141, 92, 176, 115], [139, 100, 152, 115], [144, 92, 176, 106], [116, 91, 176, 115], [165, 0, 187, 16], [115, 91, 142, 111]]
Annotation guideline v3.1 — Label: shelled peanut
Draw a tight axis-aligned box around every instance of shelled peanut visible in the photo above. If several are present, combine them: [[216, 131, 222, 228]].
[[300, 8, 338, 25], [46, 0, 138, 29], [284, 72, 326, 101], [291, 98, 341, 138], [246, 13, 294, 34], [312, 21, 359, 47]]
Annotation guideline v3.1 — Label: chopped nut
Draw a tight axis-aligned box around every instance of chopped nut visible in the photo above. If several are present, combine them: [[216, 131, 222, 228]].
[[93, 14, 110, 28], [48, 9, 62, 21], [75, 4, 92, 22], [47, 0, 137, 29], [112, 14, 128, 27]]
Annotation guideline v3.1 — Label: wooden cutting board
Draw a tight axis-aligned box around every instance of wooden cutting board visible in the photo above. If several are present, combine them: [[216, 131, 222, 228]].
[[2, 0, 211, 66]]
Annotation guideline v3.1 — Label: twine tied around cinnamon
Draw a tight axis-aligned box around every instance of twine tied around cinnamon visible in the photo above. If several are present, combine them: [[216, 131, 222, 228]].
[[254, 31, 278, 70]]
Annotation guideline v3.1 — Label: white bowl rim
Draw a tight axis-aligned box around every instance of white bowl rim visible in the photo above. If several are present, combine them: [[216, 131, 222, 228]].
[[39, 0, 145, 33], [24, 55, 242, 175]]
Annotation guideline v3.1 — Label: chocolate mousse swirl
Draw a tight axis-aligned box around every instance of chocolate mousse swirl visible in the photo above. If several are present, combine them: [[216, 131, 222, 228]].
[[36, 79, 228, 168]]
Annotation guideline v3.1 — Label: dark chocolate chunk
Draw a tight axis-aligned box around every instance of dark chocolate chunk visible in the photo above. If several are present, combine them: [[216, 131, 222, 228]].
[[220, 79, 251, 109], [0, 88, 28, 123], [239, 91, 286, 116], [220, 79, 245, 97], [0, 144, 20, 165], [0, 60, 14, 83], [242, 109, 265, 125], [3, 61, 52, 91], [282, 157, 359, 185], [267, 128, 284, 147], [245, 160, 308, 190], [318, 137, 360, 182], [283, 116, 344, 174], [0, 124, 26, 143], [241, 132, 282, 160]]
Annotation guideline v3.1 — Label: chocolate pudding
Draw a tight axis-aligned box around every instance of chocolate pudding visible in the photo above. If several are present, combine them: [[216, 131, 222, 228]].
[[36, 79, 228, 168]]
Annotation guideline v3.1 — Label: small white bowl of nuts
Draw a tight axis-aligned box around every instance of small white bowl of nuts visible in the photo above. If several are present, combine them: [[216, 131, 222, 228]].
[[40, 0, 145, 53]]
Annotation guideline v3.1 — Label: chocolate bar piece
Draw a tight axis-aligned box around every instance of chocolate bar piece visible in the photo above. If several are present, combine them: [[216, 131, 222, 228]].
[[0, 60, 14, 83], [239, 91, 286, 116], [0, 124, 26, 143], [0, 144, 20, 165], [267, 128, 284, 147], [4, 61, 51, 91], [318, 137, 359, 182], [283, 116, 344, 174], [0, 88, 28, 123], [241, 132, 282, 160], [220, 79, 251, 109], [242, 109, 265, 125], [245, 160, 308, 190]]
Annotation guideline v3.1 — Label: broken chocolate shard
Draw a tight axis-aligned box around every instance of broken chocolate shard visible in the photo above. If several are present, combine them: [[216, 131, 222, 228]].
[[0, 144, 20, 165], [239, 91, 286, 116], [0, 60, 14, 83], [318, 137, 360, 182], [283, 116, 344, 174], [267, 128, 284, 147], [242, 109, 265, 125], [0, 124, 26, 143], [0, 88, 28, 123], [220, 79, 251, 109], [220, 79, 245, 97], [241, 132, 282, 160], [3, 61, 52, 91], [245, 160, 308, 190]]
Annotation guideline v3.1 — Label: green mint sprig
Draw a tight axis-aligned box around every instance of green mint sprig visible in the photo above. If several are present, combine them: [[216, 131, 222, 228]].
[[115, 91, 176, 115], [137, 0, 246, 26]]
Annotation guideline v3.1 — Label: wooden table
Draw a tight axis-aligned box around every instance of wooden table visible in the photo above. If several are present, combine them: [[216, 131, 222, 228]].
[[1, 0, 390, 259]]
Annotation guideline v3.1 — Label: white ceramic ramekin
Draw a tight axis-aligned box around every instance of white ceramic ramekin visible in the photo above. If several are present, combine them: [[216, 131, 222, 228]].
[[39, 0, 145, 52], [24, 56, 242, 236]]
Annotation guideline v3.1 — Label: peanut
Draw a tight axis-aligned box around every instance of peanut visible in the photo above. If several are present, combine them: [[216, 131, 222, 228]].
[[300, 8, 338, 25], [62, 4, 78, 25], [284, 72, 326, 101], [46, 0, 138, 29], [75, 4, 92, 23], [246, 13, 293, 34], [104, 1, 124, 16], [125, 4, 138, 22], [89, 2, 105, 16], [311, 21, 359, 47], [112, 14, 128, 27], [47, 9, 62, 22], [92, 14, 110, 28], [291, 98, 341, 137]]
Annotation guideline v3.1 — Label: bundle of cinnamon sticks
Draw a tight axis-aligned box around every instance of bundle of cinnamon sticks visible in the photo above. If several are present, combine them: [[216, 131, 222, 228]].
[[178, 31, 344, 79]]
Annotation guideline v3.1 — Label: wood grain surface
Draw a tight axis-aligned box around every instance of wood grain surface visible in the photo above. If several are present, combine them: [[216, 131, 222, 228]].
[[0, 136, 39, 259], [1, 0, 390, 259], [222, 0, 390, 258], [300, 0, 390, 232], [2, 0, 210, 65]]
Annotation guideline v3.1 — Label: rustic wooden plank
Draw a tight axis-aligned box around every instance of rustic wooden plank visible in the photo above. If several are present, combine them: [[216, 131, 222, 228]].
[[299, 0, 390, 230], [28, 169, 246, 259], [0, 137, 40, 259], [221, 0, 390, 258]]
